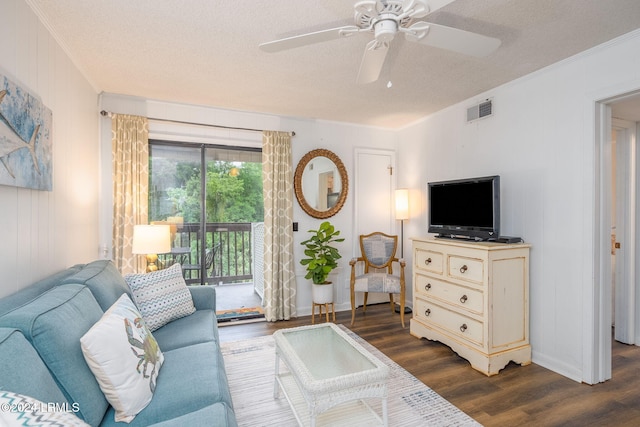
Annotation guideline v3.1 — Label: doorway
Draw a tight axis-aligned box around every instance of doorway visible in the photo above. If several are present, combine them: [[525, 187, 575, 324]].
[[611, 118, 637, 345], [594, 91, 640, 383], [148, 141, 264, 319]]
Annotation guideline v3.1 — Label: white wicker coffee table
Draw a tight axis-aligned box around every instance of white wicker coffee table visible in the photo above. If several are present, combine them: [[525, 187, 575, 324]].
[[273, 323, 389, 427]]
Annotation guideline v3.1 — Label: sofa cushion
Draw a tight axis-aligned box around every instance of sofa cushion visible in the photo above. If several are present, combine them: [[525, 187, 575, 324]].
[[152, 309, 218, 352], [147, 403, 237, 427], [0, 284, 108, 426], [81, 294, 164, 423], [0, 391, 89, 427], [61, 260, 131, 311], [0, 265, 83, 317], [125, 264, 196, 331], [98, 341, 233, 427], [0, 328, 67, 405]]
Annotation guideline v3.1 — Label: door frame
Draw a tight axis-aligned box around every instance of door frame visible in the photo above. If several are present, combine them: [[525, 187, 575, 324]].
[[593, 90, 640, 384]]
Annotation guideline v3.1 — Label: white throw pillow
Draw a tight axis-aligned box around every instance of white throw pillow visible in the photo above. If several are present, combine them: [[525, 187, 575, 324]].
[[0, 391, 89, 427], [80, 294, 164, 423], [125, 263, 196, 331]]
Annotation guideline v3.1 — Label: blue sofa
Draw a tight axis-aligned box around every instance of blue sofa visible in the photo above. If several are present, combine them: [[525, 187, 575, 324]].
[[0, 260, 237, 426]]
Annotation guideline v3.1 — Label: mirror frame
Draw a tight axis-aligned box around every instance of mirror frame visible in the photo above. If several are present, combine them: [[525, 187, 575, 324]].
[[294, 148, 349, 219]]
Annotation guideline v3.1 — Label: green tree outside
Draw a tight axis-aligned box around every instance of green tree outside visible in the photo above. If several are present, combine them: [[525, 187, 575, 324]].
[[149, 155, 263, 283]]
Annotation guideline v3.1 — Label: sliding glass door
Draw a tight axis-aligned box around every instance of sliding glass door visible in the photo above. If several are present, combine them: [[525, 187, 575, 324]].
[[148, 143, 203, 282], [148, 141, 263, 286]]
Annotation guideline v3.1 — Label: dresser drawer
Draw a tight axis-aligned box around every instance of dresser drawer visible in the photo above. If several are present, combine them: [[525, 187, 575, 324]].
[[415, 298, 484, 347], [448, 255, 484, 283], [415, 248, 443, 274], [415, 273, 484, 315]]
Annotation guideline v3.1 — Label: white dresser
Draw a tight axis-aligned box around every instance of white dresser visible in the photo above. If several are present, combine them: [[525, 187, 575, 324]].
[[410, 237, 531, 376]]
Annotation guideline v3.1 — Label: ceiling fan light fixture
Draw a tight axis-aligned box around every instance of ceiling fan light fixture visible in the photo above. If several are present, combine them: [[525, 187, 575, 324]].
[[374, 17, 399, 42]]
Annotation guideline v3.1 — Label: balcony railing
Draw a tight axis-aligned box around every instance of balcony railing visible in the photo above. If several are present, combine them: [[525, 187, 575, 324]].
[[159, 222, 258, 285]]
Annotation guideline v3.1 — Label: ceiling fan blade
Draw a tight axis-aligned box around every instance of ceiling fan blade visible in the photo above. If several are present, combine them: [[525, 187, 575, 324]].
[[356, 40, 389, 84], [407, 22, 501, 57], [259, 26, 359, 53], [402, 0, 456, 19], [422, 0, 457, 13]]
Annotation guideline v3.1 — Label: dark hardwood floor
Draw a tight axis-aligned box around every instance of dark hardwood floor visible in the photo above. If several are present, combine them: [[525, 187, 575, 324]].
[[218, 304, 640, 427]]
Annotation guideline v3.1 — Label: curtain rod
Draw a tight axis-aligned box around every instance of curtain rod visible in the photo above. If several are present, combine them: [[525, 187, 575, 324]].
[[99, 110, 295, 136]]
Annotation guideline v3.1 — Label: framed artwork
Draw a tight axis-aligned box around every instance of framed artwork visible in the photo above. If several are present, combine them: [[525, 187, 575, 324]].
[[0, 73, 53, 191]]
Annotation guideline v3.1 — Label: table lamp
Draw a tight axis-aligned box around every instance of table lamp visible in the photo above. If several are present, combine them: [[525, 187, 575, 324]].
[[395, 188, 409, 258], [132, 224, 171, 272]]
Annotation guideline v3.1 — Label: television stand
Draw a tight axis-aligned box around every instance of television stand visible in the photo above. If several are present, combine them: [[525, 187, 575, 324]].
[[410, 237, 531, 375]]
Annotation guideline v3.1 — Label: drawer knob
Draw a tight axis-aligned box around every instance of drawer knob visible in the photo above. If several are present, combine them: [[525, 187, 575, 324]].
[[424, 309, 431, 317], [459, 264, 468, 274], [460, 323, 468, 333], [425, 283, 432, 291], [424, 257, 432, 265], [460, 294, 468, 303]]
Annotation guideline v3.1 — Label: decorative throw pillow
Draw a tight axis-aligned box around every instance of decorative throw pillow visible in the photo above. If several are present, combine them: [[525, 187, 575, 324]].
[[124, 263, 196, 331], [0, 391, 90, 427], [80, 294, 164, 423]]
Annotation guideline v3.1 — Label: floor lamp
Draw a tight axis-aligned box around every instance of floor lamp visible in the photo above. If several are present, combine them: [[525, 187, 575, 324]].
[[395, 188, 409, 258], [395, 188, 411, 314]]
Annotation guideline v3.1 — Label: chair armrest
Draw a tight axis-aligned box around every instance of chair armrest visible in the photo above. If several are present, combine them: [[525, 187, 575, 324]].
[[188, 285, 216, 311], [349, 257, 364, 266]]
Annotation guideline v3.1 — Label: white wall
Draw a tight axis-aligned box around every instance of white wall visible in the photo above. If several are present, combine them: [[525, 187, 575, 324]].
[[0, 0, 99, 298], [98, 93, 398, 315], [397, 30, 640, 383]]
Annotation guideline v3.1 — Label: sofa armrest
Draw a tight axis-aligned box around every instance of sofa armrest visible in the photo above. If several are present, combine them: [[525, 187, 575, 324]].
[[188, 286, 216, 311]]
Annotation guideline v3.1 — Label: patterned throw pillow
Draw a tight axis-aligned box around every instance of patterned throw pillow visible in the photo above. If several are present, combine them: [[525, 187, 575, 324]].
[[124, 263, 196, 331], [0, 391, 90, 426], [80, 294, 164, 423]]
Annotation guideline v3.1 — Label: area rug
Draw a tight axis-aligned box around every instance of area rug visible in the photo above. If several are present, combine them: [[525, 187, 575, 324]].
[[216, 306, 264, 323], [221, 324, 481, 426]]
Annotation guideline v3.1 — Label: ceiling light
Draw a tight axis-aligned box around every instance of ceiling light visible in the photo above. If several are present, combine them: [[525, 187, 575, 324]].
[[387, 80, 393, 88]]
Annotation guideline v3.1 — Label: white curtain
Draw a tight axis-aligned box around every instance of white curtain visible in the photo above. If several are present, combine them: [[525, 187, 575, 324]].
[[262, 131, 297, 321], [112, 114, 149, 274]]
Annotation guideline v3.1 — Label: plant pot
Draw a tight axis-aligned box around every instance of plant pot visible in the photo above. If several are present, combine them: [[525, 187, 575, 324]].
[[311, 282, 334, 304]]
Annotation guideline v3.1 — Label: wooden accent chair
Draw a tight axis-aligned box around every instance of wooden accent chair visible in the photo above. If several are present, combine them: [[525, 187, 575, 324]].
[[349, 232, 406, 328]]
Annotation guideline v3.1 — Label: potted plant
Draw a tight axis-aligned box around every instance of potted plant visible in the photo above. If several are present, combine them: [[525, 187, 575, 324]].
[[300, 221, 344, 304]]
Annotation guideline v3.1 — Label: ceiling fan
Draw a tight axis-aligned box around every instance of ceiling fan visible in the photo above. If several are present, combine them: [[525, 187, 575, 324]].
[[259, 0, 501, 84]]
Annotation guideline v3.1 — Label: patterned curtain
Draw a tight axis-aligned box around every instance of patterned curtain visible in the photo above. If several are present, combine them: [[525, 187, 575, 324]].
[[112, 114, 149, 274], [262, 131, 297, 321]]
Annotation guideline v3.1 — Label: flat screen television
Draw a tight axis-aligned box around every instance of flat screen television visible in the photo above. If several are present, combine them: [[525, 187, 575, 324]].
[[428, 175, 500, 240]]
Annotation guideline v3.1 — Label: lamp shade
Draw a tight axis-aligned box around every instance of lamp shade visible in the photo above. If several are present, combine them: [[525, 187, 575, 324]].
[[132, 225, 171, 255], [395, 188, 409, 220]]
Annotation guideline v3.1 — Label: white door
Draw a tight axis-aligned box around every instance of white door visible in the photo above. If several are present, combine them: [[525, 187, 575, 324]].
[[354, 148, 396, 304], [354, 148, 396, 236]]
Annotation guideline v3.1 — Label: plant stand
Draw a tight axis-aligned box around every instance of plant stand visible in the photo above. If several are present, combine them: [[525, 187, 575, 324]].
[[311, 302, 335, 324], [311, 282, 335, 324]]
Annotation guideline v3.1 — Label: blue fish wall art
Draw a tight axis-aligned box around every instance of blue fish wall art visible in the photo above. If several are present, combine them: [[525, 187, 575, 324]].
[[0, 74, 52, 191]]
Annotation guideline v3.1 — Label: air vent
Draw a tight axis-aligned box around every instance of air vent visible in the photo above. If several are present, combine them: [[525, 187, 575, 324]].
[[467, 99, 493, 123]]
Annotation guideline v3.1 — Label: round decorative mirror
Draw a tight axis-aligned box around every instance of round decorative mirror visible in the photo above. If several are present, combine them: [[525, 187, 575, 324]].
[[294, 149, 348, 219]]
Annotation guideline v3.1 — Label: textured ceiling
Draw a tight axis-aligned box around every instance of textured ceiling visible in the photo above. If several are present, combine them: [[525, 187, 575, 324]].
[[27, 0, 640, 128]]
